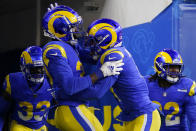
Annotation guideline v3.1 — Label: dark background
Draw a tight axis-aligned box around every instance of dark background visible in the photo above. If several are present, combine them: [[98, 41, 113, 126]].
[[0, 0, 105, 85]]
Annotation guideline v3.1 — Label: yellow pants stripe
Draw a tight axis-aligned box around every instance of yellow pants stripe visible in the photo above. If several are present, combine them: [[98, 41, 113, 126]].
[[76, 106, 96, 131], [141, 114, 147, 131], [55, 105, 104, 131], [55, 105, 84, 131]]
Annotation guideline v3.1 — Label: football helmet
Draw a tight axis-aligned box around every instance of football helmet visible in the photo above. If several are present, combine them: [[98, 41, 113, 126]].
[[86, 18, 122, 59], [42, 3, 84, 44], [154, 48, 184, 83], [20, 46, 45, 83]]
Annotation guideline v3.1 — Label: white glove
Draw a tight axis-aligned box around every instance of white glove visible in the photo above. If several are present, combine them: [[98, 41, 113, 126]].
[[100, 60, 124, 77]]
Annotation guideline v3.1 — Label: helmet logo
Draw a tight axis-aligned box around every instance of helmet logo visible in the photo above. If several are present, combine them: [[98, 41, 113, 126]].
[[48, 11, 78, 38]]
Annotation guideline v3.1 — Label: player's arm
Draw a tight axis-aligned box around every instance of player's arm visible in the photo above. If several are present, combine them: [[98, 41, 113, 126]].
[[73, 76, 118, 100], [185, 81, 196, 131], [43, 46, 123, 95], [73, 52, 124, 100], [91, 49, 124, 83], [90, 59, 123, 83]]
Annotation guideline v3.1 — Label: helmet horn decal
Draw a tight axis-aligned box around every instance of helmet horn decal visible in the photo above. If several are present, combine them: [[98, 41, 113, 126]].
[[48, 11, 78, 38], [154, 52, 173, 74], [89, 23, 112, 36], [21, 51, 32, 65], [99, 26, 117, 49], [89, 23, 117, 49]]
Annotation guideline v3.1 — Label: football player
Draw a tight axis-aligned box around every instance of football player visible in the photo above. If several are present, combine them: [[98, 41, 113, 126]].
[[42, 3, 124, 131], [75, 18, 161, 131], [0, 46, 53, 131], [145, 49, 196, 131]]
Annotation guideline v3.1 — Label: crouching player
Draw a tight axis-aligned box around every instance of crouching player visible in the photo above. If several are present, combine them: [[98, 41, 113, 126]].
[[0, 46, 53, 131]]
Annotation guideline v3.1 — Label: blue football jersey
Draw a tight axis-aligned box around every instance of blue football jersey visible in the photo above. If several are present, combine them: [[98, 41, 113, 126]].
[[43, 41, 94, 106], [2, 72, 53, 129], [145, 76, 196, 131]]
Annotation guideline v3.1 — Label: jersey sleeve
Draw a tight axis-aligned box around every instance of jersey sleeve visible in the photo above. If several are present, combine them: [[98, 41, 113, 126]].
[[43, 44, 93, 95], [73, 76, 118, 100], [99, 49, 124, 64]]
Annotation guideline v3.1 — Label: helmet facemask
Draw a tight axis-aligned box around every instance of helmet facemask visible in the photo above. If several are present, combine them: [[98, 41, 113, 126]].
[[162, 64, 183, 83], [23, 66, 44, 83]]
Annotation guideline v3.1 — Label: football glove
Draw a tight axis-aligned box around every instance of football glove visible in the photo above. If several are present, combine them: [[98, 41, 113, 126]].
[[100, 60, 124, 77]]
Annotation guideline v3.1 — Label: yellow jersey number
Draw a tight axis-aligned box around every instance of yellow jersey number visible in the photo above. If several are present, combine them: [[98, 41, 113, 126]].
[[153, 101, 180, 126], [18, 101, 50, 121]]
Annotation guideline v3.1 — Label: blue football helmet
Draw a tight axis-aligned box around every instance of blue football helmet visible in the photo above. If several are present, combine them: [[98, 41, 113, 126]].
[[154, 48, 184, 83], [20, 46, 45, 83], [86, 18, 122, 60], [42, 3, 84, 44]]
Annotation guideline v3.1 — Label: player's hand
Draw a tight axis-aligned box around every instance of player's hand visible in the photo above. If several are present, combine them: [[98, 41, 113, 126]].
[[100, 60, 124, 77]]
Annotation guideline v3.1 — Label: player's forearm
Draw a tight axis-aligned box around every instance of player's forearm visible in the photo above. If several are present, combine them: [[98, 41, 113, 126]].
[[61, 75, 93, 95], [73, 76, 117, 100]]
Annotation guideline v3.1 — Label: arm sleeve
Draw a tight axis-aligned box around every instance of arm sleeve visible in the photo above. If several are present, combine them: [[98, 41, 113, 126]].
[[43, 47, 93, 95], [73, 75, 118, 100], [185, 94, 196, 131]]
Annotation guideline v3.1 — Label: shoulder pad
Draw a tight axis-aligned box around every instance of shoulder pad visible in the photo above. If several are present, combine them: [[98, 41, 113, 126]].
[[3, 74, 11, 95], [43, 44, 67, 66], [100, 49, 124, 64]]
